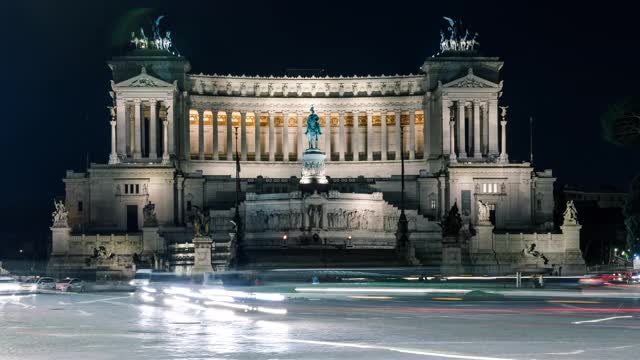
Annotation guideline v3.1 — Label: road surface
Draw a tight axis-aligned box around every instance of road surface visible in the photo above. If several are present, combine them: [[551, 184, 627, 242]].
[[1, 288, 639, 359]]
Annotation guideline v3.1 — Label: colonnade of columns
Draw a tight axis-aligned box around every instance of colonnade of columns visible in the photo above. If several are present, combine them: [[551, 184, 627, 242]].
[[445, 99, 506, 164], [189, 109, 424, 162], [110, 97, 174, 164]]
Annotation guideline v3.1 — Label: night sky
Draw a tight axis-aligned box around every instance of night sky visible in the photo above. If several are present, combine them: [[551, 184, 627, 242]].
[[1, 1, 638, 254]]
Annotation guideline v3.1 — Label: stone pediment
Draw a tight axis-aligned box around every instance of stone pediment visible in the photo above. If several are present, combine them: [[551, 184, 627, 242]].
[[441, 68, 501, 90], [112, 66, 176, 89]]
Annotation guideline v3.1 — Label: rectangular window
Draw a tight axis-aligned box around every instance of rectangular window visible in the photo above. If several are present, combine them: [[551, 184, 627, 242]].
[[482, 184, 487, 193], [187, 201, 192, 211], [135, 184, 140, 194], [493, 183, 498, 193], [461, 190, 471, 215], [430, 199, 436, 210], [78, 201, 83, 212], [124, 184, 129, 194]]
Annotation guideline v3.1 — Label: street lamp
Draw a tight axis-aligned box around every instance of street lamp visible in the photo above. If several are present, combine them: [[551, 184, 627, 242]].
[[231, 126, 243, 268]]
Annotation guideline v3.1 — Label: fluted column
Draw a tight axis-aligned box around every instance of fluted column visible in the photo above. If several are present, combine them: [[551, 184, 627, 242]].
[[352, 110, 359, 161], [109, 120, 118, 164], [409, 110, 416, 160], [226, 111, 233, 160], [282, 111, 289, 162], [339, 112, 345, 161], [395, 110, 402, 160], [240, 111, 247, 161], [473, 100, 482, 158], [423, 104, 429, 160], [176, 176, 184, 225], [489, 99, 499, 156], [297, 111, 303, 160], [482, 103, 489, 155], [457, 101, 467, 159], [212, 110, 219, 160], [165, 98, 175, 155], [198, 109, 205, 160], [254, 111, 261, 161], [324, 112, 331, 161], [442, 99, 451, 155], [268, 111, 275, 161], [381, 112, 388, 160], [162, 119, 170, 164], [449, 120, 457, 163], [500, 108, 509, 163], [366, 111, 373, 160], [133, 99, 142, 159], [149, 99, 158, 159], [116, 99, 126, 156]]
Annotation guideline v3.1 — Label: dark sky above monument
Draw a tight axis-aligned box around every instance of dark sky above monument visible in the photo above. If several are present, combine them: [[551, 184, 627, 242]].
[[0, 0, 639, 243]]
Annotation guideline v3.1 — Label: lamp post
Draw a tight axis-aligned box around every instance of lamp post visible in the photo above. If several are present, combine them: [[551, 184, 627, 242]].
[[232, 126, 243, 268], [396, 125, 409, 256]]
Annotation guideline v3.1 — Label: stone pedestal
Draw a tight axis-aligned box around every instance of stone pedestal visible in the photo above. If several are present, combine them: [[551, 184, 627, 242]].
[[299, 148, 328, 192], [441, 235, 467, 275], [192, 236, 214, 273], [473, 223, 494, 252], [560, 224, 586, 274], [142, 227, 162, 255], [50, 226, 71, 255]]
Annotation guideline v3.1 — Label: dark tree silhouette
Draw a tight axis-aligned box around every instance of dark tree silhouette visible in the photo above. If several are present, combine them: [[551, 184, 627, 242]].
[[602, 97, 640, 254]]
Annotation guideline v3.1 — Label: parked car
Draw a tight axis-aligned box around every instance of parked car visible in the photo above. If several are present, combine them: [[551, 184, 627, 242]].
[[56, 278, 85, 292], [0, 277, 23, 295]]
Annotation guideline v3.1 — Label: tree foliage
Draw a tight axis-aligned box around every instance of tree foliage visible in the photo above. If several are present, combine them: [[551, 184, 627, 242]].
[[601, 97, 640, 147], [624, 175, 640, 254], [442, 202, 463, 236]]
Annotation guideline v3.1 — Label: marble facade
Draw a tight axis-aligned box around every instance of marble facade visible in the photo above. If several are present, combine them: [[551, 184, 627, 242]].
[[50, 29, 585, 276]]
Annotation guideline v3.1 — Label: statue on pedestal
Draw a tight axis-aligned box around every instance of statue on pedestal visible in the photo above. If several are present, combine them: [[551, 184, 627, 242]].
[[191, 206, 211, 237], [51, 200, 68, 228], [477, 200, 490, 223], [305, 106, 322, 149], [563, 200, 579, 225], [143, 202, 158, 227]]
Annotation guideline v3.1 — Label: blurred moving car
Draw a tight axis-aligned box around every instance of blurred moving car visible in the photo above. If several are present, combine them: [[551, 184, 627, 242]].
[[34, 277, 57, 290], [579, 272, 634, 286], [55, 278, 85, 292], [129, 269, 152, 287], [0, 277, 22, 295], [20, 278, 39, 292]]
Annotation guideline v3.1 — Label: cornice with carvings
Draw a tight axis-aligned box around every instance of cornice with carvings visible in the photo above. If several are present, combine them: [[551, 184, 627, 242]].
[[188, 73, 426, 98], [189, 95, 425, 112]]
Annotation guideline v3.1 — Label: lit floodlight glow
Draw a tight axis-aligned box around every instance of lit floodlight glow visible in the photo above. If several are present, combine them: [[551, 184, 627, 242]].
[[254, 293, 285, 302], [141, 286, 157, 293], [204, 301, 250, 311], [206, 295, 236, 303], [165, 297, 207, 312], [140, 293, 155, 303], [256, 306, 288, 315], [172, 295, 191, 303]]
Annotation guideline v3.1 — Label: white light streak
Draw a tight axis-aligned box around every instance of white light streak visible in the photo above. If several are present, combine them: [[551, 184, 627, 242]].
[[294, 287, 470, 294], [572, 316, 633, 324]]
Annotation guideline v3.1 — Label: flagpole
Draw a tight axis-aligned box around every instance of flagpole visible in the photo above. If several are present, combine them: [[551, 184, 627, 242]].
[[529, 116, 534, 164]]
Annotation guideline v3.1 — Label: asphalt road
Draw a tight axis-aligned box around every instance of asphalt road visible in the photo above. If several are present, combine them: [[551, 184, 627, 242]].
[[1, 289, 639, 360]]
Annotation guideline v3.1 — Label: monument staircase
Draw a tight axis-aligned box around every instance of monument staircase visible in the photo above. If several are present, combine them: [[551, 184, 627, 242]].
[[240, 248, 406, 269]]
